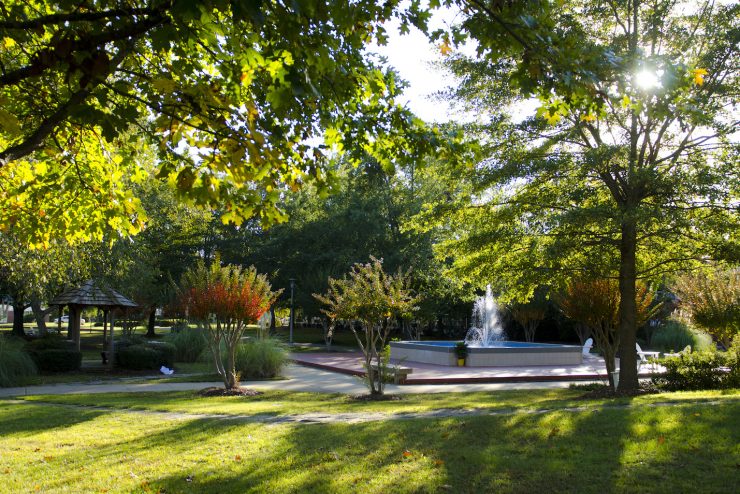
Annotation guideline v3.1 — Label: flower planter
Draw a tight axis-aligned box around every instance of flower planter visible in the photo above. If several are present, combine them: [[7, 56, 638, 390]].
[[457, 357, 466, 367]]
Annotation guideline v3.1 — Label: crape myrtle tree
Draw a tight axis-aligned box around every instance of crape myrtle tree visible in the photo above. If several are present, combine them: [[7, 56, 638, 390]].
[[672, 266, 740, 349], [558, 278, 658, 389], [0, 0, 461, 247], [415, 0, 739, 390], [179, 257, 281, 390], [314, 257, 418, 396]]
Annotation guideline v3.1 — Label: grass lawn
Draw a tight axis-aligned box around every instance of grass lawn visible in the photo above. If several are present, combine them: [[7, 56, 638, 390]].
[[1, 389, 738, 493]]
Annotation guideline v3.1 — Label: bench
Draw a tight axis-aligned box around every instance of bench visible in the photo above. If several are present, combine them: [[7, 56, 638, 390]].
[[369, 363, 413, 384]]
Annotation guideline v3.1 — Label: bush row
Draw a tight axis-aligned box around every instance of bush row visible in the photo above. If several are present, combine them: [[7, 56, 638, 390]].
[[26, 335, 82, 372], [115, 339, 176, 370], [653, 336, 740, 391]]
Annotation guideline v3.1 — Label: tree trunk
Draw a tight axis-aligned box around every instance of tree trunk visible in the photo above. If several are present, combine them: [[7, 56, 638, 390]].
[[269, 306, 276, 334], [145, 307, 156, 337], [11, 301, 26, 337], [225, 341, 238, 389], [617, 219, 639, 391], [30, 298, 47, 336]]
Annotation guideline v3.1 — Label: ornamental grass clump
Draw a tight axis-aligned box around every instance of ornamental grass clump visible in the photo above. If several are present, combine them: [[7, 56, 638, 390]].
[[234, 338, 287, 379], [314, 257, 418, 396], [0, 337, 37, 387], [164, 327, 208, 362], [180, 257, 281, 390]]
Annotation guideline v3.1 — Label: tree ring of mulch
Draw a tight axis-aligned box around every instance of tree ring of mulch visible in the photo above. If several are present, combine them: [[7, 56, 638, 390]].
[[197, 387, 263, 397], [349, 393, 402, 402], [577, 386, 660, 400]]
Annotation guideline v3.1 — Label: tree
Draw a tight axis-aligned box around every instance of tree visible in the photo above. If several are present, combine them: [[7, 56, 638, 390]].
[[0, 234, 93, 336], [508, 293, 547, 342], [216, 157, 470, 338], [558, 278, 658, 389], [418, 0, 739, 390], [104, 179, 212, 336], [672, 267, 740, 349], [0, 0, 446, 245], [314, 257, 418, 396], [179, 257, 280, 390]]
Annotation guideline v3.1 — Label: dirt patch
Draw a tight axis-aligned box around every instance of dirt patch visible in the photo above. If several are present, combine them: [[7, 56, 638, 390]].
[[349, 393, 402, 402], [197, 387, 263, 397]]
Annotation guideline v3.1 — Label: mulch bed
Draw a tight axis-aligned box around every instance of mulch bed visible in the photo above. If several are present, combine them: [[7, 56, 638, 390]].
[[197, 387, 263, 397], [576, 384, 661, 399], [349, 393, 403, 402]]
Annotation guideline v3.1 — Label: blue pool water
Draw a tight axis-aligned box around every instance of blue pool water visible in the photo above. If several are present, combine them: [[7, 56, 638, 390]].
[[403, 340, 569, 349]]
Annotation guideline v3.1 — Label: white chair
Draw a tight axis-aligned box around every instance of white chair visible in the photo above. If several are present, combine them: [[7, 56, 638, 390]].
[[582, 337, 594, 356], [663, 345, 691, 358], [636, 343, 660, 371]]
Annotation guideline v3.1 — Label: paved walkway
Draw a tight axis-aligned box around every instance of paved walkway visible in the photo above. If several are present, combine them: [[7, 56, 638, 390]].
[[292, 352, 660, 384], [0, 364, 588, 398]]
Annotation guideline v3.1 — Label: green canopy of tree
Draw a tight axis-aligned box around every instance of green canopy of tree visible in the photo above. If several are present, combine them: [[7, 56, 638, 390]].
[[414, 0, 739, 390], [215, 157, 470, 329], [0, 0, 455, 245]]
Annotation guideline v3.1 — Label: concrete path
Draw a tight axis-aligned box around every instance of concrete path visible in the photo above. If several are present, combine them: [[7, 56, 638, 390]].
[[293, 352, 634, 383], [0, 365, 587, 398]]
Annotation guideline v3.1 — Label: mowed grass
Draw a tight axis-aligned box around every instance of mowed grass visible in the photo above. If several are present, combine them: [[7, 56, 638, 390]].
[[1, 390, 738, 493]]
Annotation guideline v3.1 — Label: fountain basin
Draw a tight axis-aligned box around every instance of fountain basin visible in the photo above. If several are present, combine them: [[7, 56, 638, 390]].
[[390, 341, 583, 367]]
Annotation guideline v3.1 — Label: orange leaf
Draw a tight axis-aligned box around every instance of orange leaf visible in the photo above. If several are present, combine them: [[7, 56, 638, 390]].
[[235, 455, 242, 462], [657, 436, 665, 445], [402, 450, 413, 458], [434, 459, 445, 467]]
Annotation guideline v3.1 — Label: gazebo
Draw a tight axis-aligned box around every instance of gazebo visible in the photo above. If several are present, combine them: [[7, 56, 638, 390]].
[[49, 280, 138, 367]]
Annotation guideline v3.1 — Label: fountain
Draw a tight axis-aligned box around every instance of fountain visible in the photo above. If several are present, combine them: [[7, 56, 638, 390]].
[[389, 285, 583, 367], [465, 285, 505, 347]]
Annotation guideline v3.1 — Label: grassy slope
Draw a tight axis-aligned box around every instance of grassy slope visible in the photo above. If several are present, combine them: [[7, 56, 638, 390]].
[[1, 390, 738, 493]]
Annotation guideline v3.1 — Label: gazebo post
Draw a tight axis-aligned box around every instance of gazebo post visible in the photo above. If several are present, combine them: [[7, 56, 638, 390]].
[[57, 306, 62, 334], [72, 304, 81, 352], [108, 310, 116, 370], [102, 309, 108, 348]]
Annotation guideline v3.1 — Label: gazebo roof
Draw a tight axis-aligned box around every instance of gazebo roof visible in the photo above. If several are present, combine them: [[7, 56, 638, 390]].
[[50, 279, 138, 309]]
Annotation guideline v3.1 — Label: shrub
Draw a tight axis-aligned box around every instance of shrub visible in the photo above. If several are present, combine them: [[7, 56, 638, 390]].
[[164, 328, 207, 362], [31, 349, 82, 372], [116, 341, 176, 370], [672, 268, 740, 349], [653, 350, 734, 391], [26, 334, 72, 351], [0, 337, 37, 386], [651, 319, 713, 353], [234, 338, 287, 379]]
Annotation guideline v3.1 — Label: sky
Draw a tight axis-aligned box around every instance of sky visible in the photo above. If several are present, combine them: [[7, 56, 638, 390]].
[[369, 6, 468, 123], [370, 6, 539, 124]]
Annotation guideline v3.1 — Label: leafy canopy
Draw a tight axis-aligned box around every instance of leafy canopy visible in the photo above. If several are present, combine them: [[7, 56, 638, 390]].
[[0, 0, 450, 245], [414, 0, 739, 301]]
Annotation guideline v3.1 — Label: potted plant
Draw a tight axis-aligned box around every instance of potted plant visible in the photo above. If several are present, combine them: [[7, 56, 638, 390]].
[[455, 341, 468, 366]]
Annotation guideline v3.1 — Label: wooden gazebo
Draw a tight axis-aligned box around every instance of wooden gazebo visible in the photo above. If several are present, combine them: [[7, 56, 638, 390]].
[[49, 280, 138, 367]]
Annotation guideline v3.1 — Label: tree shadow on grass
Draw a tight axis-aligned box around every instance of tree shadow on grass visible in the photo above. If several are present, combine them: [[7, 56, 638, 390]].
[[0, 402, 106, 437]]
